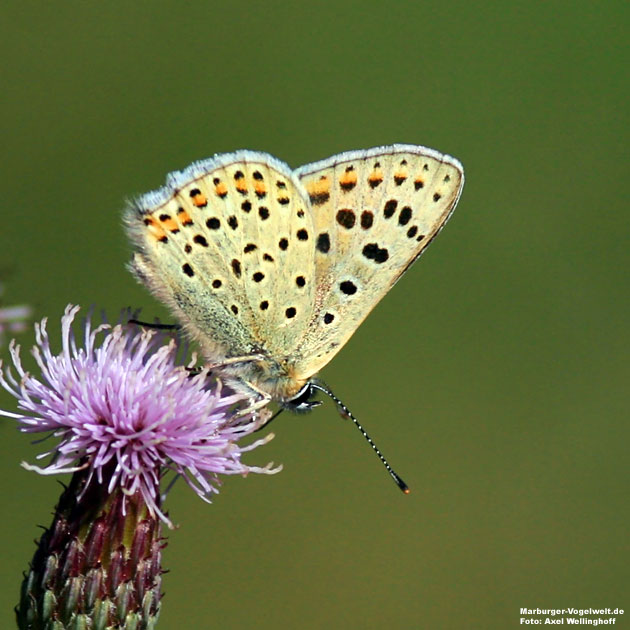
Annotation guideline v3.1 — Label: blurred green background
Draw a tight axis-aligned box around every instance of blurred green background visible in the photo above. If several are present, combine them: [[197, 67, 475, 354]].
[[1, 2, 628, 628]]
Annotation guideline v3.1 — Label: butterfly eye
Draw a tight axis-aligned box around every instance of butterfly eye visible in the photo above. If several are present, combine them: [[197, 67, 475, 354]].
[[283, 383, 321, 413]]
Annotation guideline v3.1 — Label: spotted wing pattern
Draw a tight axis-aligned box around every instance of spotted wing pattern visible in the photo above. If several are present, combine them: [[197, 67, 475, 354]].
[[125, 151, 318, 366], [291, 144, 464, 379]]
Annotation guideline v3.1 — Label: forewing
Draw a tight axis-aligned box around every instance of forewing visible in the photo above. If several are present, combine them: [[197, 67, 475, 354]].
[[125, 151, 316, 363], [292, 144, 464, 378]]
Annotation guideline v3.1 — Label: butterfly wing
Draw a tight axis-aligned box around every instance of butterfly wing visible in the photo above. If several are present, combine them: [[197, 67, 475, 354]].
[[291, 144, 464, 379], [125, 151, 317, 369]]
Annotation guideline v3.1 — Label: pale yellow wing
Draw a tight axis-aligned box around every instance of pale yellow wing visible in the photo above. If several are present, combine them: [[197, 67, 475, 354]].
[[291, 144, 464, 378], [124, 151, 317, 365]]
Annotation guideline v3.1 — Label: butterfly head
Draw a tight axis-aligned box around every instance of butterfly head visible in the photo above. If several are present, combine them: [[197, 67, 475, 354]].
[[281, 381, 322, 414]]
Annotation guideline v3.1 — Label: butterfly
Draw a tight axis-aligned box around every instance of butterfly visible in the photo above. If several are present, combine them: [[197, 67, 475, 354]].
[[125, 144, 464, 490]]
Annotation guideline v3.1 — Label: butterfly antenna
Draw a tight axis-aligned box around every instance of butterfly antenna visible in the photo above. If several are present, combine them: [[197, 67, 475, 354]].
[[128, 318, 180, 331], [310, 383, 410, 494]]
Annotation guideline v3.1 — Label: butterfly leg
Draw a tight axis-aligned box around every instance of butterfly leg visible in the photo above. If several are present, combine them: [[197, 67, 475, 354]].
[[205, 353, 267, 370], [227, 379, 273, 428], [234, 395, 271, 417], [232, 394, 273, 433]]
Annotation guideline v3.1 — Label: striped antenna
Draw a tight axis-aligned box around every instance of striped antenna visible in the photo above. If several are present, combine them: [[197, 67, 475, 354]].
[[310, 382, 410, 494]]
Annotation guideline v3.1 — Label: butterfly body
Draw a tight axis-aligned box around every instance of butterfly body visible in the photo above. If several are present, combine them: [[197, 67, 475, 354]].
[[125, 145, 464, 406]]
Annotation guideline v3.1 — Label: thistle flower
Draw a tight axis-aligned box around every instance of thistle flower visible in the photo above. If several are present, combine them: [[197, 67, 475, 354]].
[[0, 305, 280, 629]]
